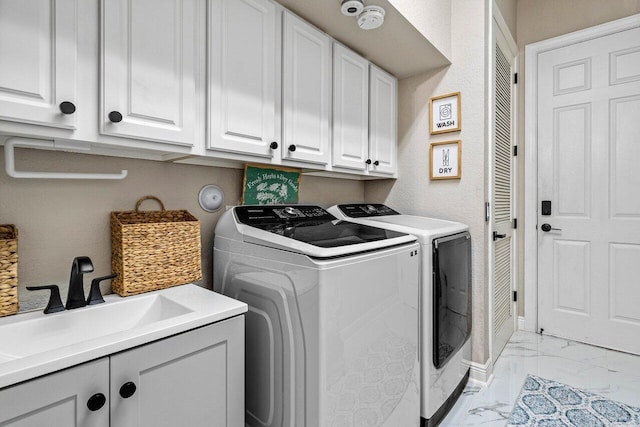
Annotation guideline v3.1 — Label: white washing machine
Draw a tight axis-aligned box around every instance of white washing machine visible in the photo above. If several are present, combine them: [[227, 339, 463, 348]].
[[213, 205, 421, 427], [328, 204, 471, 427]]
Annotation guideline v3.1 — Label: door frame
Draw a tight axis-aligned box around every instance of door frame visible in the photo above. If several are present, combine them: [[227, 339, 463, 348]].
[[523, 13, 640, 333], [488, 2, 518, 364]]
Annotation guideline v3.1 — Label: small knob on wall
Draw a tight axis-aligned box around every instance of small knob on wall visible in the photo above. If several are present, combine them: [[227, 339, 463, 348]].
[[108, 111, 123, 123], [59, 101, 76, 115]]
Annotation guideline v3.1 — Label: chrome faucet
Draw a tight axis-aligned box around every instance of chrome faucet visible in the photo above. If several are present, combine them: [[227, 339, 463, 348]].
[[66, 256, 94, 309]]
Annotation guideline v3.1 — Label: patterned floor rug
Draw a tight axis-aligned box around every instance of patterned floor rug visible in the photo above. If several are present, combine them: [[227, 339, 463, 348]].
[[507, 374, 640, 426]]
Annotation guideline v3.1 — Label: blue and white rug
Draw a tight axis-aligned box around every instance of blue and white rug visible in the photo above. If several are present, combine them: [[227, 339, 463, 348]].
[[507, 374, 640, 426]]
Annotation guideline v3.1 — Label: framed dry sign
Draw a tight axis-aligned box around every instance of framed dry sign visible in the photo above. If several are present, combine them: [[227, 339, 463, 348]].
[[429, 92, 461, 134], [430, 140, 461, 180]]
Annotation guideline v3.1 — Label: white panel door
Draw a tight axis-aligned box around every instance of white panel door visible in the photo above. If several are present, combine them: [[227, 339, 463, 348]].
[[282, 11, 331, 165], [368, 65, 397, 176], [332, 44, 369, 171], [0, 358, 109, 427], [101, 0, 201, 146], [208, 0, 280, 158], [538, 26, 640, 354], [0, 0, 77, 129], [491, 21, 517, 360], [110, 318, 245, 427]]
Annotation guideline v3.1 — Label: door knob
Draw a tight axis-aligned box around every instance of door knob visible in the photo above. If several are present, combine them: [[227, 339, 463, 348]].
[[492, 231, 506, 241], [87, 393, 106, 411], [541, 223, 562, 232], [119, 381, 137, 398]]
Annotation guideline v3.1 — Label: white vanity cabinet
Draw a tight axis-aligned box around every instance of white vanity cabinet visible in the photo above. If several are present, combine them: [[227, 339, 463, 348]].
[[0, 0, 78, 130], [0, 317, 244, 427], [208, 0, 281, 158], [281, 11, 332, 165], [368, 65, 397, 176], [0, 358, 110, 427], [332, 44, 370, 171], [100, 0, 204, 147]]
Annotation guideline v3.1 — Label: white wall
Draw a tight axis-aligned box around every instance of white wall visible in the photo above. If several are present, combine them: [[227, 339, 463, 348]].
[[0, 149, 364, 311], [366, 0, 490, 364]]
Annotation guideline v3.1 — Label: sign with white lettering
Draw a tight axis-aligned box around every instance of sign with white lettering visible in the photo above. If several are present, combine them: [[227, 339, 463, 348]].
[[242, 164, 301, 205], [429, 92, 461, 134], [430, 140, 461, 180]]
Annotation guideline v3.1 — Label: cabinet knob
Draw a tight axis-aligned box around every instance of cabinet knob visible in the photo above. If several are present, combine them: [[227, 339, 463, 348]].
[[373, 160, 380, 166], [365, 159, 372, 165], [119, 381, 137, 399], [108, 111, 123, 123], [59, 101, 76, 115], [87, 393, 106, 411], [288, 144, 296, 152], [270, 141, 279, 150]]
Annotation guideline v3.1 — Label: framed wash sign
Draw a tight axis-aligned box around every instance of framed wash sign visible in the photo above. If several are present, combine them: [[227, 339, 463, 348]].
[[242, 164, 301, 205], [430, 140, 461, 180], [429, 92, 461, 134]]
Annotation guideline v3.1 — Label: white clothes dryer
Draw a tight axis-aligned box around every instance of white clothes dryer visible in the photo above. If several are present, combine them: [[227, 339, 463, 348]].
[[328, 204, 471, 427], [214, 205, 421, 427]]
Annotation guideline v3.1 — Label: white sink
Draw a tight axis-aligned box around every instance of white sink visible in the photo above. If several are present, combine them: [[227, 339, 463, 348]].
[[0, 284, 247, 389]]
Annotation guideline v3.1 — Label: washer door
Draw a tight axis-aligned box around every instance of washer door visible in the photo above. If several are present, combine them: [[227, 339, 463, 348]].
[[433, 232, 472, 369]]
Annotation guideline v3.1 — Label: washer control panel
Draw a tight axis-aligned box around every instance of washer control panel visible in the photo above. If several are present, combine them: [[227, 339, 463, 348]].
[[337, 204, 400, 218], [235, 205, 335, 224]]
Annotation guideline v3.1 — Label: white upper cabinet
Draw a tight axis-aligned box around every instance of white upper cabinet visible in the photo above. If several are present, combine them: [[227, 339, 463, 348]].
[[101, 0, 202, 146], [368, 65, 397, 176], [208, 0, 280, 158], [0, 0, 78, 129], [282, 12, 331, 165], [332, 44, 369, 171]]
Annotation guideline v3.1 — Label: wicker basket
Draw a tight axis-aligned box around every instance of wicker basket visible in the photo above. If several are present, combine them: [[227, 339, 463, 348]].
[[111, 196, 202, 296], [0, 225, 18, 317]]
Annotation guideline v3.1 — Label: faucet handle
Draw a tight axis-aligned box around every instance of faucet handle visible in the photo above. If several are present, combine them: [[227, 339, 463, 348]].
[[87, 273, 117, 305], [26, 285, 65, 314]]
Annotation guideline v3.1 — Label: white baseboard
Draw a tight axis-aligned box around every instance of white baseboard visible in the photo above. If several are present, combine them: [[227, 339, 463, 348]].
[[468, 358, 494, 385], [518, 316, 525, 331]]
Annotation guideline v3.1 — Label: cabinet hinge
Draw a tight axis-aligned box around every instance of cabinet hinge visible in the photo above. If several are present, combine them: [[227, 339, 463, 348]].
[[513, 290, 518, 302], [514, 73, 518, 84], [513, 218, 517, 229], [513, 145, 518, 156]]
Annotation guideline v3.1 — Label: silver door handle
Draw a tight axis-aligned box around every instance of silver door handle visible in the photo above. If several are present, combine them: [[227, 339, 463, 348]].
[[541, 223, 562, 232]]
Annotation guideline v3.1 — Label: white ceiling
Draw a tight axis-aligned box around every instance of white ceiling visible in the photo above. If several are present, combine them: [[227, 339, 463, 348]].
[[274, 0, 450, 79]]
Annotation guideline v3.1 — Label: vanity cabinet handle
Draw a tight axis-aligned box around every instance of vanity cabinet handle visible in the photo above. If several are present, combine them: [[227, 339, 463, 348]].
[[119, 381, 137, 399], [108, 111, 123, 123], [59, 101, 76, 115], [87, 393, 106, 411]]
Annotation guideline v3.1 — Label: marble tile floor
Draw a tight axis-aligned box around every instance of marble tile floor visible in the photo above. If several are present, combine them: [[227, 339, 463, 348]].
[[440, 330, 640, 426]]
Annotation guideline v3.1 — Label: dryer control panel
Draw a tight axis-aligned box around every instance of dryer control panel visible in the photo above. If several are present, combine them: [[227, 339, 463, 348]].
[[337, 204, 400, 218]]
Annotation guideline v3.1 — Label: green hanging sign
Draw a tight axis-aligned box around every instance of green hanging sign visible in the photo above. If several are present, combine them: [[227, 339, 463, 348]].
[[242, 164, 301, 205]]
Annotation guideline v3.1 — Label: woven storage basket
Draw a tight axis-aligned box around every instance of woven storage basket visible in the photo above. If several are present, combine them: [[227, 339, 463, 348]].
[[111, 196, 202, 296], [0, 225, 18, 317]]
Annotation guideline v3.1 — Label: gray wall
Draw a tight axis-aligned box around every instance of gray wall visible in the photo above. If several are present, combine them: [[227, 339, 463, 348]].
[[0, 148, 364, 311]]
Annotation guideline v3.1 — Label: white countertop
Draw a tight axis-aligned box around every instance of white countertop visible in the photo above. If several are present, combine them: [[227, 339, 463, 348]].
[[0, 284, 247, 389]]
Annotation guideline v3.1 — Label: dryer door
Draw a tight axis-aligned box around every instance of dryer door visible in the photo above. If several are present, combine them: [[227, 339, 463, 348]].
[[433, 232, 472, 369]]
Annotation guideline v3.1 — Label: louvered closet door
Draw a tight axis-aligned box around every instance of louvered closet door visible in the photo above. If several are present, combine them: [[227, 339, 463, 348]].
[[492, 21, 517, 360]]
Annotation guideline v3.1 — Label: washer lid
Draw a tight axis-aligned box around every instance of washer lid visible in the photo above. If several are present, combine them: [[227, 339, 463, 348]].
[[231, 205, 417, 258]]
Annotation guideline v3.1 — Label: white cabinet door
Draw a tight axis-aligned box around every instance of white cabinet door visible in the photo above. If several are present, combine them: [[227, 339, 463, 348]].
[[110, 317, 245, 427], [282, 12, 331, 165], [208, 0, 280, 158], [332, 44, 369, 171], [0, 358, 109, 427], [0, 0, 77, 129], [368, 65, 397, 176], [101, 0, 202, 146]]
